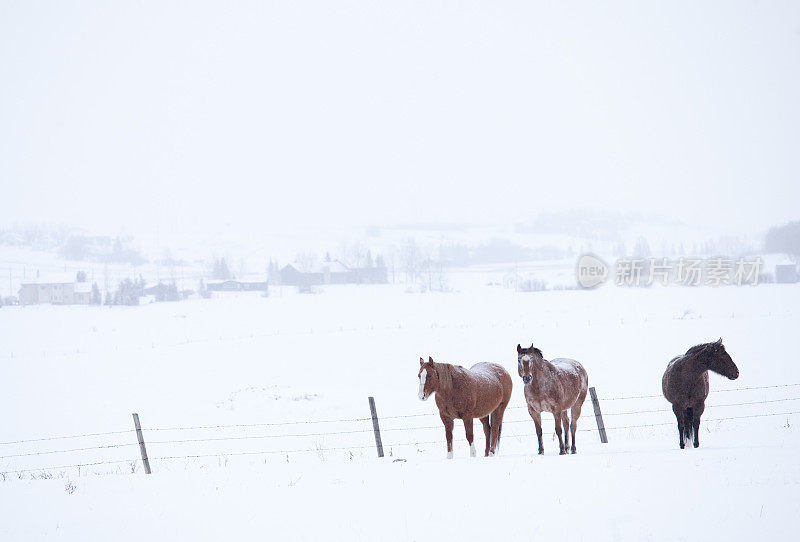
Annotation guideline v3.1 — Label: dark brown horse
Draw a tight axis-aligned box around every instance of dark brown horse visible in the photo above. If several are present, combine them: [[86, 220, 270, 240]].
[[517, 344, 589, 455], [662, 338, 739, 449], [418, 356, 513, 458]]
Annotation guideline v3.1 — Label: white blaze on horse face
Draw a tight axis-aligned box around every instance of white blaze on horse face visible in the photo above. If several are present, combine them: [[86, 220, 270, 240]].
[[418, 369, 428, 401], [519, 355, 534, 380]]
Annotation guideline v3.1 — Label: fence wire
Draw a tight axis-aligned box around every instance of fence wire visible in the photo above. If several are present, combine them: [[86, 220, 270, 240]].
[[2, 383, 799, 475]]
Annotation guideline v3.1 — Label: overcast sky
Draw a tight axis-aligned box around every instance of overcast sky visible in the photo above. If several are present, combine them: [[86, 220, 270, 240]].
[[1, 1, 798, 238]]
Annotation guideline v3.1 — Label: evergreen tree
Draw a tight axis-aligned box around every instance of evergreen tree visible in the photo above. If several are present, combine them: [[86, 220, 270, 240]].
[[268, 259, 281, 283], [166, 281, 179, 301], [765, 221, 800, 256], [115, 278, 140, 306], [213, 258, 231, 280], [198, 278, 209, 298], [633, 237, 651, 258], [155, 282, 166, 302], [91, 282, 101, 305]]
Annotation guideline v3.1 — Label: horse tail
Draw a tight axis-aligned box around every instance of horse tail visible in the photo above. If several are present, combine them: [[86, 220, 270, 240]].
[[684, 407, 694, 444], [489, 412, 502, 453]]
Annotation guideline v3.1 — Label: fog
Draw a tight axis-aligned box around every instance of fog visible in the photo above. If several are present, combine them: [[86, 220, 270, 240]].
[[2, 1, 799, 240], [3, 6, 800, 538]]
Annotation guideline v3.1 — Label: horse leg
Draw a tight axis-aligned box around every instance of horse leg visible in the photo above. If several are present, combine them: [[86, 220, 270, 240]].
[[553, 411, 566, 455], [692, 403, 705, 448], [561, 411, 570, 452], [528, 406, 544, 455], [463, 418, 476, 457], [684, 407, 694, 448], [672, 404, 685, 449], [489, 404, 507, 456], [480, 416, 491, 456], [569, 403, 582, 454], [441, 414, 454, 459]]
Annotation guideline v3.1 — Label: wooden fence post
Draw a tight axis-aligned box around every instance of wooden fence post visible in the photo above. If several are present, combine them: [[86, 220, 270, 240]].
[[368, 396, 384, 458], [132, 413, 152, 474], [588, 387, 608, 443]]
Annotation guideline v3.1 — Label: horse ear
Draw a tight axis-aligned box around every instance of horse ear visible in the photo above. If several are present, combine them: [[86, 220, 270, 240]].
[[420, 357, 425, 366], [716, 337, 723, 345], [530, 343, 535, 351], [517, 344, 522, 353], [428, 356, 434, 364]]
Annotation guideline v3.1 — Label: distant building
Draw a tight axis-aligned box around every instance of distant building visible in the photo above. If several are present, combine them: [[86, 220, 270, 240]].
[[280, 261, 387, 286], [205, 280, 269, 292], [143, 283, 171, 298], [775, 264, 798, 284], [73, 282, 92, 304], [19, 275, 92, 305]]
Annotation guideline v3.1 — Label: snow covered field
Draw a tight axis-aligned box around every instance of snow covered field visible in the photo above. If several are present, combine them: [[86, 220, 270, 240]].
[[1, 281, 799, 540]]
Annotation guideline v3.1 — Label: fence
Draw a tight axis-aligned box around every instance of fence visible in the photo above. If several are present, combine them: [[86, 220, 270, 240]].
[[2, 382, 799, 478]]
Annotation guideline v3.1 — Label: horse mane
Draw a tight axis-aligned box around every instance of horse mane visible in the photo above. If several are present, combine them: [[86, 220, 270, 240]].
[[434, 362, 458, 392], [520, 346, 544, 360], [685, 341, 719, 358]]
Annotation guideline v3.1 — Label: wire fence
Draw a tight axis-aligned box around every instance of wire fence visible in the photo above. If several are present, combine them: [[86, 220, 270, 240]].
[[1, 382, 799, 477]]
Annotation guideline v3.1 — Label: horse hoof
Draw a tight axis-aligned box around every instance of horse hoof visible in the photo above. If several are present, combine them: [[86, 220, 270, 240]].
[[571, 449, 576, 454], [693, 442, 700, 448], [538, 449, 544, 455], [559, 450, 566, 455]]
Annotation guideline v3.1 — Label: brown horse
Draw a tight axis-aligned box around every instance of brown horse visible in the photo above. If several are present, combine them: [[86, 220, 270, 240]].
[[662, 338, 739, 449], [418, 356, 513, 458], [517, 344, 589, 455]]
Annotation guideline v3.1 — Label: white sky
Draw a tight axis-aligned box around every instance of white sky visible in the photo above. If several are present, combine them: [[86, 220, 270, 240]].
[[1, 1, 799, 237]]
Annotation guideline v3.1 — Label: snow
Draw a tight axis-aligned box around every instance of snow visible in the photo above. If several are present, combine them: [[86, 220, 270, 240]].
[[551, 358, 582, 377], [1, 281, 799, 540]]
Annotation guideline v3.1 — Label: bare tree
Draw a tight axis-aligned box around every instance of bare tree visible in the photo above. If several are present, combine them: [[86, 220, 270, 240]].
[[294, 252, 318, 272], [401, 238, 423, 285], [337, 241, 365, 268], [386, 245, 397, 284]]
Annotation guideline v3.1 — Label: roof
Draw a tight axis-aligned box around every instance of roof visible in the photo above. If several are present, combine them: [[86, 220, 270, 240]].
[[760, 253, 797, 268], [74, 282, 92, 293], [282, 260, 352, 274], [20, 273, 81, 286]]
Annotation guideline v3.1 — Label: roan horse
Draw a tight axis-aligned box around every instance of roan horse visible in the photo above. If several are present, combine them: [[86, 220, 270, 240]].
[[517, 344, 589, 455], [418, 357, 513, 458], [662, 338, 739, 449]]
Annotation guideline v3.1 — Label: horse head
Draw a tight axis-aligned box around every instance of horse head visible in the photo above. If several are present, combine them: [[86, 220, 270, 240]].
[[418, 356, 439, 401], [704, 338, 739, 380], [517, 343, 544, 385]]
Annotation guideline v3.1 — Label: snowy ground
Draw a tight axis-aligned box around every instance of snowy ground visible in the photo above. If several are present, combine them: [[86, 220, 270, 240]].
[[1, 279, 798, 540]]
